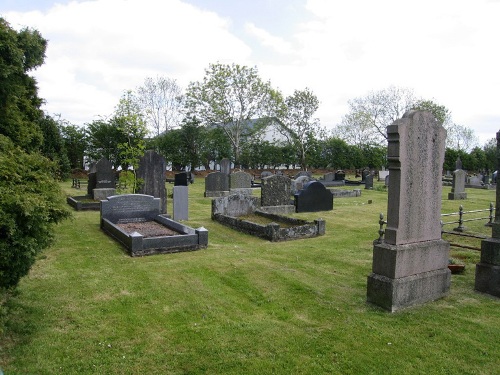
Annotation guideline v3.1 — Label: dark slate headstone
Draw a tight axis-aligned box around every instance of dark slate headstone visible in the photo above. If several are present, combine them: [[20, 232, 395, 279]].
[[101, 194, 161, 224], [334, 170, 345, 181], [137, 150, 167, 213], [204, 171, 229, 197], [365, 173, 374, 189], [294, 170, 312, 179], [261, 175, 291, 207], [174, 172, 189, 186], [220, 158, 231, 175], [87, 172, 96, 196], [95, 157, 115, 189], [294, 181, 333, 213]]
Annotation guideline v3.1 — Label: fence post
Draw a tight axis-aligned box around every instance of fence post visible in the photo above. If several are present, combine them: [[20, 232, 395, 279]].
[[453, 205, 466, 232], [485, 202, 494, 227]]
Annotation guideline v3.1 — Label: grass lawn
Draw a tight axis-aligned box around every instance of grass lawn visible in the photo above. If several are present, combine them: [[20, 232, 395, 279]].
[[1, 177, 499, 374]]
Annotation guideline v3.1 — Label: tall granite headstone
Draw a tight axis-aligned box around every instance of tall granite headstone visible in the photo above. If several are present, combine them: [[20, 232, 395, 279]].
[[475, 130, 500, 297], [367, 111, 450, 312], [137, 150, 167, 213], [448, 168, 467, 200], [204, 172, 229, 197], [220, 158, 231, 175]]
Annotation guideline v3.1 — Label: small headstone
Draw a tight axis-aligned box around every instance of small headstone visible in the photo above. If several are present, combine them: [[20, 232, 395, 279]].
[[230, 171, 252, 195], [334, 170, 345, 181], [174, 172, 189, 186], [101, 194, 161, 224], [468, 176, 482, 186], [294, 181, 333, 213], [173, 186, 189, 221], [323, 172, 335, 182], [261, 171, 273, 179], [220, 158, 231, 175], [294, 171, 312, 179], [361, 169, 370, 182], [365, 173, 374, 189], [137, 150, 167, 213], [204, 171, 229, 197], [261, 175, 292, 207], [291, 175, 313, 195], [379, 170, 389, 182], [448, 169, 467, 200], [95, 157, 115, 189]]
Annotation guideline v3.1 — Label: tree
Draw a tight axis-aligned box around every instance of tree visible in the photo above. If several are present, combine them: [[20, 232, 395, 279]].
[[59, 120, 87, 170], [412, 99, 452, 127], [136, 76, 183, 136], [278, 88, 321, 170], [38, 113, 71, 178], [445, 123, 479, 152], [335, 86, 417, 146], [185, 63, 282, 165], [0, 18, 70, 290], [483, 138, 497, 172], [86, 118, 127, 168]]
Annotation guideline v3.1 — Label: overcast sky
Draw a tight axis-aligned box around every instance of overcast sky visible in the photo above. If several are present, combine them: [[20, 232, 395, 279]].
[[2, 0, 499, 145]]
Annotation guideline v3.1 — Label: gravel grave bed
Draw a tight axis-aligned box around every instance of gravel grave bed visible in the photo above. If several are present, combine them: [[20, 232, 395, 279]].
[[116, 221, 182, 238]]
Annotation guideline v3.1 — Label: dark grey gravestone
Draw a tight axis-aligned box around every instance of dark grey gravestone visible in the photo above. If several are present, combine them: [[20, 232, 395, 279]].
[[448, 169, 467, 200], [261, 171, 273, 179], [334, 170, 345, 181], [95, 157, 115, 189], [173, 186, 188, 221], [204, 171, 229, 197], [294, 181, 333, 213], [367, 110, 450, 312], [174, 172, 189, 186], [137, 150, 167, 213], [361, 169, 370, 182], [261, 175, 291, 207], [101, 194, 161, 224], [87, 161, 97, 195], [294, 171, 312, 179], [476, 130, 500, 297], [385, 175, 389, 186], [220, 158, 231, 175], [365, 173, 374, 189], [230, 171, 252, 189]]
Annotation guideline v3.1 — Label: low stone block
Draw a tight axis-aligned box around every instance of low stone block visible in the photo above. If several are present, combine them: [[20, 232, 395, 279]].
[[480, 237, 500, 265], [475, 263, 500, 297], [93, 188, 116, 201], [448, 192, 467, 200], [367, 268, 451, 312]]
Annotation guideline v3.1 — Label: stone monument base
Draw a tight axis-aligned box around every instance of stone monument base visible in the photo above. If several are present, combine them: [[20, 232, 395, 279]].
[[475, 237, 500, 297], [367, 239, 451, 312], [448, 192, 467, 200], [93, 188, 116, 200], [230, 188, 253, 195], [367, 268, 450, 312]]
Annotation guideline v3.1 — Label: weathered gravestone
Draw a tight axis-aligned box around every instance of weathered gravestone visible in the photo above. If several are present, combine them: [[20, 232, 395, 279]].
[[291, 175, 313, 195], [448, 169, 467, 200], [260, 171, 273, 179], [367, 111, 450, 312], [92, 157, 116, 200], [220, 158, 231, 175], [204, 171, 229, 197], [173, 186, 189, 221], [260, 175, 294, 214], [323, 172, 335, 182], [468, 175, 482, 186], [174, 172, 189, 186], [475, 130, 500, 297], [137, 150, 167, 213], [364, 173, 374, 190], [294, 171, 312, 179], [361, 169, 370, 182], [294, 181, 334, 213], [335, 170, 345, 181], [230, 171, 253, 195]]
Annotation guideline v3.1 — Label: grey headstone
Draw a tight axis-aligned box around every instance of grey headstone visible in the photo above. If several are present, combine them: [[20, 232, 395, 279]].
[[455, 157, 462, 170], [385, 175, 389, 186], [367, 110, 450, 312], [101, 194, 161, 224], [365, 174, 374, 189], [173, 186, 188, 221], [137, 150, 167, 213], [469, 176, 482, 186], [204, 171, 229, 197], [294, 181, 333, 213], [220, 158, 231, 175], [323, 172, 335, 182], [260, 171, 273, 179], [212, 193, 259, 217], [261, 175, 291, 207], [379, 170, 389, 182], [230, 171, 252, 189], [294, 170, 312, 179], [291, 175, 313, 195], [448, 169, 467, 200]]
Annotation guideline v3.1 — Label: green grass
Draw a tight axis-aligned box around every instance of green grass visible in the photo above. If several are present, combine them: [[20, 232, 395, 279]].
[[1, 178, 499, 374]]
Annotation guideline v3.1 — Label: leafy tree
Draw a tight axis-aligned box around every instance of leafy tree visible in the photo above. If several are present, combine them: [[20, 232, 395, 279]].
[[59, 120, 87, 170], [86, 118, 127, 168], [278, 88, 321, 170], [0, 17, 47, 151], [335, 86, 416, 146], [38, 113, 71, 178], [136, 76, 183, 136], [412, 99, 452, 126], [321, 137, 352, 169], [185, 63, 282, 165], [483, 138, 497, 172]]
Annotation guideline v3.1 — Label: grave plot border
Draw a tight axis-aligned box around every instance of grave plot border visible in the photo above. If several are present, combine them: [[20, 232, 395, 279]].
[[67, 195, 100, 211]]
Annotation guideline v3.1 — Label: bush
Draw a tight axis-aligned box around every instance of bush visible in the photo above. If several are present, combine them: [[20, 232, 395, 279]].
[[0, 135, 71, 289]]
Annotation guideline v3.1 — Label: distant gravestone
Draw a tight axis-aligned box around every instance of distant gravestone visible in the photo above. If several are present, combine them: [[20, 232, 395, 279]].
[[476, 130, 500, 297], [468, 176, 482, 186], [361, 169, 370, 182], [92, 157, 116, 200], [260, 171, 273, 179], [220, 158, 231, 175], [448, 169, 467, 200], [294, 181, 333, 213], [455, 157, 463, 170], [334, 170, 345, 181], [365, 173, 374, 189], [367, 111, 450, 312], [261, 175, 292, 207], [378, 170, 389, 182], [173, 186, 188, 221], [204, 171, 229, 197], [230, 171, 252, 195], [294, 171, 312, 179], [137, 150, 167, 214], [323, 172, 335, 182], [291, 175, 313, 195], [174, 172, 189, 186]]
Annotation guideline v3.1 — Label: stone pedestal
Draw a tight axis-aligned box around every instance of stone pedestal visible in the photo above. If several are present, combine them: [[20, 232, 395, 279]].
[[475, 236, 500, 297], [93, 188, 116, 201], [367, 239, 451, 312], [173, 186, 188, 221]]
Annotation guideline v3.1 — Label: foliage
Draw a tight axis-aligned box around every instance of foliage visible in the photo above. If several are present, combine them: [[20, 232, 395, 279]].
[[0, 135, 70, 289], [86, 118, 127, 168], [135, 76, 183, 136], [483, 138, 497, 171], [37, 114, 71, 179], [0, 17, 47, 151], [445, 123, 479, 152], [412, 99, 452, 126], [334, 86, 416, 146], [277, 88, 321, 170], [185, 63, 282, 164], [58, 119, 87, 170]]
